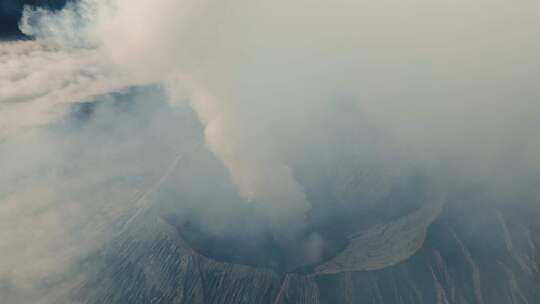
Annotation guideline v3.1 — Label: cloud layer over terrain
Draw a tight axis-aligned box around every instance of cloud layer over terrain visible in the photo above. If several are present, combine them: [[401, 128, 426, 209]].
[[1, 0, 539, 302]]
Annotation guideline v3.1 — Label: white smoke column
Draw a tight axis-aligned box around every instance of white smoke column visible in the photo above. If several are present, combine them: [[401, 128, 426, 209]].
[[11, 0, 311, 245], [14, 0, 540, 238], [178, 79, 310, 233], [0, 1, 538, 300], [75, 0, 540, 227], [98, 0, 313, 233]]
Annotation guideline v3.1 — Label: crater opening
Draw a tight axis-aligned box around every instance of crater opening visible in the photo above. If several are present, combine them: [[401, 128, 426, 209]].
[[165, 174, 426, 273], [167, 212, 349, 273]]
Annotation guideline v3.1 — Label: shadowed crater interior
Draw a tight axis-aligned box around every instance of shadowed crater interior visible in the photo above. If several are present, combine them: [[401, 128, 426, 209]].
[[165, 173, 428, 273]]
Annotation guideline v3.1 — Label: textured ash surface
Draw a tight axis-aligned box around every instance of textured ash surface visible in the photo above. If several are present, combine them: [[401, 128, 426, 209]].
[[72, 198, 540, 304]]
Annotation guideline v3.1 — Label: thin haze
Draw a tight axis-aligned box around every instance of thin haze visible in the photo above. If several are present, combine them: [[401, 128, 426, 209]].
[[1, 0, 539, 302]]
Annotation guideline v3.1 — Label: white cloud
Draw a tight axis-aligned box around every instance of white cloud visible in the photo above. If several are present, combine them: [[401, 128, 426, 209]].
[[0, 40, 144, 139], [1, 0, 540, 301]]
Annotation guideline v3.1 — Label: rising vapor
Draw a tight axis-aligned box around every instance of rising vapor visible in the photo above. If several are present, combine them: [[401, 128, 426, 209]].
[[1, 0, 540, 302]]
